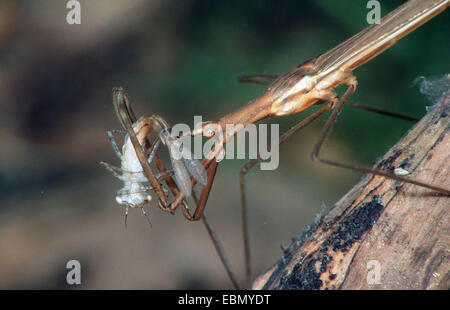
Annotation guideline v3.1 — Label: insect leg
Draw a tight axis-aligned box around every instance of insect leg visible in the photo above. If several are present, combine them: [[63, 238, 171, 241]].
[[100, 161, 123, 179], [310, 85, 450, 195], [148, 139, 161, 164], [141, 207, 152, 228], [152, 153, 182, 213], [202, 213, 240, 289], [344, 102, 419, 122], [239, 104, 332, 286], [192, 160, 218, 220], [237, 74, 279, 86], [124, 206, 129, 230], [107, 130, 125, 158], [188, 189, 240, 289]]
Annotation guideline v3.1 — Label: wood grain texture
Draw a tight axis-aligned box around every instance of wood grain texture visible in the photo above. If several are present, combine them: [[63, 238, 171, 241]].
[[253, 94, 450, 290]]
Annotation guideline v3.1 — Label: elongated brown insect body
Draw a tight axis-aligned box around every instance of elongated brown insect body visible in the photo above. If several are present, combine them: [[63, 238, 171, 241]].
[[168, 0, 449, 227], [215, 0, 449, 134], [110, 1, 448, 288]]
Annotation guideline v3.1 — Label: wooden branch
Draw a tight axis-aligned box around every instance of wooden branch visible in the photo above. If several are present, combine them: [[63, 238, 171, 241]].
[[253, 94, 450, 290]]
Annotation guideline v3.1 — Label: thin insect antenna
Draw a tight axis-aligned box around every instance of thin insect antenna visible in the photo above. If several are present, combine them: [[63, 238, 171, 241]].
[[124, 206, 129, 230], [141, 207, 153, 228]]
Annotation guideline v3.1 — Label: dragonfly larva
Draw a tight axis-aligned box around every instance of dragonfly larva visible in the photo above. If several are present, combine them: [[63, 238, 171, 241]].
[[101, 116, 169, 227]]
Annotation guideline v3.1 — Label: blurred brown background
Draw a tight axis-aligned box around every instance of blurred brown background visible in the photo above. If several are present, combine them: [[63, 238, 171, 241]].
[[0, 0, 448, 289]]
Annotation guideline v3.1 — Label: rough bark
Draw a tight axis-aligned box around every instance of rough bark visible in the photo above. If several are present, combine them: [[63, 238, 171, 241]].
[[253, 95, 450, 290]]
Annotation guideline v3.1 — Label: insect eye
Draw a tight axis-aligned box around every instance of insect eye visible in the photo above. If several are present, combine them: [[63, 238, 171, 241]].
[[204, 128, 215, 138], [115, 196, 124, 205]]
